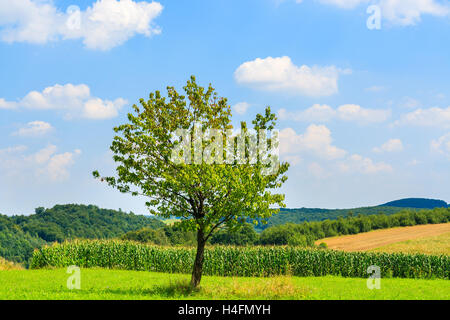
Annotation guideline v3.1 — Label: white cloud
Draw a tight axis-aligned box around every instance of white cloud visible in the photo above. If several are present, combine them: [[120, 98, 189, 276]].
[[394, 106, 450, 128], [29, 144, 57, 164], [337, 104, 391, 123], [373, 138, 404, 153], [0, 0, 163, 50], [301, 0, 450, 26], [279, 125, 347, 160], [278, 104, 336, 123], [232, 102, 251, 115], [0, 83, 127, 120], [45, 149, 81, 181], [279, 125, 392, 174], [431, 133, 450, 158], [278, 104, 391, 123], [340, 154, 393, 174], [0, 144, 81, 181], [13, 121, 53, 137], [318, 0, 368, 9], [235, 56, 347, 97], [400, 96, 421, 109], [83, 97, 127, 119], [0, 98, 17, 109], [379, 0, 449, 26], [283, 155, 302, 166]]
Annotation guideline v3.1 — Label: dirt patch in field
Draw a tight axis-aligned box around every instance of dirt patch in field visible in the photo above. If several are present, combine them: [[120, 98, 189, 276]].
[[316, 223, 450, 252]]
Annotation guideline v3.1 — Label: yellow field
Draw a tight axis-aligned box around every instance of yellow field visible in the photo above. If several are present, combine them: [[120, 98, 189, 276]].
[[370, 232, 450, 255], [316, 223, 450, 254]]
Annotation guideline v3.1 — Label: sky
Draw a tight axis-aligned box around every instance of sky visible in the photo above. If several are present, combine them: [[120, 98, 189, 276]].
[[1, 0, 450, 215]]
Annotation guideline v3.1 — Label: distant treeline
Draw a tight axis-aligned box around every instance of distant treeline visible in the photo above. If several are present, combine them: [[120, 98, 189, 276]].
[[253, 206, 418, 231], [122, 208, 450, 247], [0, 204, 164, 264]]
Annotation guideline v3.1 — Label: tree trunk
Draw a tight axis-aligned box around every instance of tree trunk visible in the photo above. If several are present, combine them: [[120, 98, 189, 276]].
[[191, 229, 206, 288]]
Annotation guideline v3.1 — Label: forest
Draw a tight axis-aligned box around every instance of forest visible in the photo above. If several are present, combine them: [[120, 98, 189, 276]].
[[0, 204, 164, 264]]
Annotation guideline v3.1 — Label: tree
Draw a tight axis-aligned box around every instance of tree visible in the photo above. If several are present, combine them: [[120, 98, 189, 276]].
[[93, 76, 289, 288]]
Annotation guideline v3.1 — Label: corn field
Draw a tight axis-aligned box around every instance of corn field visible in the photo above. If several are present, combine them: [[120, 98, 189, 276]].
[[30, 240, 450, 279]]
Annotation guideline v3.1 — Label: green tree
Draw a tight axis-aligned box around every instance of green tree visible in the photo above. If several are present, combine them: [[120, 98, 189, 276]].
[[93, 76, 289, 288]]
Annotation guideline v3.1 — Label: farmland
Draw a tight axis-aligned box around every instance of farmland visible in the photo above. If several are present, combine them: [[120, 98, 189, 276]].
[[30, 240, 449, 279], [316, 223, 450, 252], [371, 232, 450, 255], [0, 268, 449, 300]]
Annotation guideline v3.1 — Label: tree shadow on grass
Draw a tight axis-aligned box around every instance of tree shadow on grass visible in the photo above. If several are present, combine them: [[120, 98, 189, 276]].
[[100, 276, 312, 300], [102, 280, 200, 299]]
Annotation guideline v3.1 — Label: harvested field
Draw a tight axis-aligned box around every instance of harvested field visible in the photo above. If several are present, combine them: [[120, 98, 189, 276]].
[[316, 223, 450, 252], [370, 232, 450, 255]]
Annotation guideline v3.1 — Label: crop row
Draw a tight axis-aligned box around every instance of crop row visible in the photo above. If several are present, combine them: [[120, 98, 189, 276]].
[[30, 240, 450, 279]]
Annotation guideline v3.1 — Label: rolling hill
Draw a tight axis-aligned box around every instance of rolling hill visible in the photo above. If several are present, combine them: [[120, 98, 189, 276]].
[[0, 204, 164, 264], [255, 198, 449, 231], [380, 198, 448, 209]]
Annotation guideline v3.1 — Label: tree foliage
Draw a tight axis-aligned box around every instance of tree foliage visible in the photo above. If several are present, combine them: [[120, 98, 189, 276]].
[[94, 76, 289, 287]]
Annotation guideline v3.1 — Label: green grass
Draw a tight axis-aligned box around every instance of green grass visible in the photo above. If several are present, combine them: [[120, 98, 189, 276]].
[[0, 268, 448, 300]]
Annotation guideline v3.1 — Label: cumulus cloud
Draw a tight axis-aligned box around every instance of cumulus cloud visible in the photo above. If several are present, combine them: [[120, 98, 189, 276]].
[[0, 98, 17, 109], [278, 104, 391, 124], [235, 56, 348, 97], [431, 133, 450, 158], [0, 144, 81, 181], [299, 0, 450, 26], [380, 0, 449, 26], [13, 121, 53, 137], [0, 0, 163, 50], [0, 83, 127, 120], [45, 149, 82, 181], [394, 106, 450, 128], [232, 102, 251, 115], [317, 0, 368, 9], [279, 125, 392, 175], [339, 154, 393, 174], [373, 138, 404, 153], [279, 125, 347, 160]]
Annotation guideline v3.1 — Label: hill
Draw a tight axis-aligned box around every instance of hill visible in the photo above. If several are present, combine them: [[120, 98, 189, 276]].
[[255, 198, 449, 231], [380, 198, 448, 209], [254, 206, 411, 231], [316, 223, 450, 253], [0, 204, 164, 264]]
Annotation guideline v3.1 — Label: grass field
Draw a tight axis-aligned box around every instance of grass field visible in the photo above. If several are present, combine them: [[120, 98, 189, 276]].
[[0, 268, 449, 300], [370, 232, 450, 255], [316, 223, 450, 253]]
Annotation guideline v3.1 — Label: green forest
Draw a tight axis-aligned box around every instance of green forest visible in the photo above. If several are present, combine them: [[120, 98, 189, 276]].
[[0, 204, 164, 264], [123, 208, 450, 247]]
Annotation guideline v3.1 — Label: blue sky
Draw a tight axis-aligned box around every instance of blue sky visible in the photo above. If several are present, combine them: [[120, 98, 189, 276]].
[[1, 0, 450, 215]]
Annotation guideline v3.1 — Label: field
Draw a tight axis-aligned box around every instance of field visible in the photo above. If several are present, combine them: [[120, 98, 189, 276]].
[[30, 240, 450, 279], [370, 233, 450, 255], [316, 223, 450, 252], [0, 268, 449, 300]]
